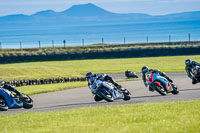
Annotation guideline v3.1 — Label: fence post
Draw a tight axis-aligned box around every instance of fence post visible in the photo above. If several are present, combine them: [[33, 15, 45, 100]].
[[63, 40, 66, 48], [39, 41, 41, 48], [20, 41, 22, 49], [52, 40, 54, 47], [124, 37, 126, 44], [0, 42, 2, 49], [102, 38, 104, 44], [146, 36, 148, 43], [188, 33, 190, 42], [169, 35, 171, 42], [82, 39, 84, 46]]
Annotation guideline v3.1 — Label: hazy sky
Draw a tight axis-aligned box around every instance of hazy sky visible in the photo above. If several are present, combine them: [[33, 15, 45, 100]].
[[1, 0, 200, 17]]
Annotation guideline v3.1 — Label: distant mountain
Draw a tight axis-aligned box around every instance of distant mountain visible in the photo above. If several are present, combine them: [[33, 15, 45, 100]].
[[0, 3, 200, 26], [61, 3, 114, 16]]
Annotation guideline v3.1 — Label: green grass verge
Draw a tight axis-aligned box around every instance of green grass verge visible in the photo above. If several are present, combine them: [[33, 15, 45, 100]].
[[17, 81, 88, 95], [0, 55, 199, 81], [17, 79, 139, 95], [0, 100, 199, 133]]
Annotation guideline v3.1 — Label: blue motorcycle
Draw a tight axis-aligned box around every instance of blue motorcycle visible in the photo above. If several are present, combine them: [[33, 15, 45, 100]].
[[145, 71, 179, 96], [0, 87, 33, 111]]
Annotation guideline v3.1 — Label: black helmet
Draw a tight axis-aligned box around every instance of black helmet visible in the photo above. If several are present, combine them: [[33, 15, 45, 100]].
[[141, 66, 149, 73], [185, 59, 192, 66]]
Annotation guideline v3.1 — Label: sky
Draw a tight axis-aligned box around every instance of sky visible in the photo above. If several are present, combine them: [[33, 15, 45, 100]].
[[0, 0, 200, 17]]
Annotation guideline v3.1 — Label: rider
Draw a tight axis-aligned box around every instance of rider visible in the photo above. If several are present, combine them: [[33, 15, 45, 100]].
[[86, 72, 123, 101], [125, 70, 131, 77], [0, 81, 23, 98], [141, 66, 173, 91], [185, 59, 200, 84]]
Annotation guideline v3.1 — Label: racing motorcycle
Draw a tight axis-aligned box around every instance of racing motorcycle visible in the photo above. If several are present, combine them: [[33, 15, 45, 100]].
[[0, 87, 33, 111], [125, 71, 138, 79], [95, 79, 131, 102], [145, 71, 179, 96], [191, 66, 200, 83]]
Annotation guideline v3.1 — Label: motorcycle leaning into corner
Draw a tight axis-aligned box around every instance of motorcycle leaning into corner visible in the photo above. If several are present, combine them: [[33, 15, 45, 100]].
[[191, 66, 200, 84], [93, 79, 131, 102], [125, 70, 138, 79], [145, 71, 179, 96], [0, 83, 33, 111]]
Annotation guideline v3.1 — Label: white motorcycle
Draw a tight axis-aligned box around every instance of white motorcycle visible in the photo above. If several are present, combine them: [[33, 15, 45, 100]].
[[94, 79, 131, 102]]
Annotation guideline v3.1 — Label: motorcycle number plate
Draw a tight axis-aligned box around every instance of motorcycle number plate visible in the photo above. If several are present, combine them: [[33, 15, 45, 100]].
[[146, 73, 151, 80]]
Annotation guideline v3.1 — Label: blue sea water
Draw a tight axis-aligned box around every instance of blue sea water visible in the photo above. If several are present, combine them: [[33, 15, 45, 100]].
[[0, 20, 200, 49]]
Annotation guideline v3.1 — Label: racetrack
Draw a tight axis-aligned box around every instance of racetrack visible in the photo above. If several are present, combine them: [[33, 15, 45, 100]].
[[2, 73, 200, 114]]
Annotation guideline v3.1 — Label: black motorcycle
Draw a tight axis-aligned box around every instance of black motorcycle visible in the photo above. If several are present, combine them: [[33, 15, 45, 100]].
[[125, 71, 138, 79], [192, 66, 200, 84]]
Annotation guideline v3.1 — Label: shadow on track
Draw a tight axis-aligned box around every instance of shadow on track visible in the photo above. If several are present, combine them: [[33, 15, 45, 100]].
[[180, 88, 200, 92], [33, 101, 110, 110], [132, 94, 162, 99]]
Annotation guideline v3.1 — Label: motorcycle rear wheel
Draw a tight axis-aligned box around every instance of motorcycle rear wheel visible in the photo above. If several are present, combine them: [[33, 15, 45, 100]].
[[134, 75, 139, 78], [0, 97, 8, 111], [97, 88, 114, 102]]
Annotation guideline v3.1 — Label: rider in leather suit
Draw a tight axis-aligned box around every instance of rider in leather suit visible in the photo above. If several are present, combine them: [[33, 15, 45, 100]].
[[141, 66, 173, 91], [0, 81, 23, 97], [185, 59, 200, 84], [86, 72, 122, 101]]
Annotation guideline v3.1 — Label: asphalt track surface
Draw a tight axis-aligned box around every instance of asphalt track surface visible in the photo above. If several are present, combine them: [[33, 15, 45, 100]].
[[1, 73, 200, 114]]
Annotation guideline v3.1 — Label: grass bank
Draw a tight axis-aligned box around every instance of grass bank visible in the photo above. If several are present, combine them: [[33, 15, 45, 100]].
[[0, 55, 199, 81], [1, 41, 199, 57], [0, 100, 199, 133]]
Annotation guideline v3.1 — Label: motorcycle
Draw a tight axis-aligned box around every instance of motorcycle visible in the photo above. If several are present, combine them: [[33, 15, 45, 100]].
[[191, 66, 200, 83], [145, 71, 179, 96], [0, 87, 33, 111], [125, 71, 138, 79], [95, 79, 131, 102]]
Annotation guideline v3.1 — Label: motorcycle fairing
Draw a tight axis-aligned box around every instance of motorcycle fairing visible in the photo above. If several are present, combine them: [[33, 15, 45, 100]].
[[0, 88, 23, 109], [145, 72, 171, 91], [97, 80, 124, 100]]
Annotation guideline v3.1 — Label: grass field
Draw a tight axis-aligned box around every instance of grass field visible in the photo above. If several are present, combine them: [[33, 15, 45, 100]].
[[0, 100, 199, 133], [0, 55, 199, 81]]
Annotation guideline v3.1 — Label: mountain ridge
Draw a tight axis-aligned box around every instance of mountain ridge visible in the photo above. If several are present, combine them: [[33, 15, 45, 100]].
[[0, 3, 200, 25]]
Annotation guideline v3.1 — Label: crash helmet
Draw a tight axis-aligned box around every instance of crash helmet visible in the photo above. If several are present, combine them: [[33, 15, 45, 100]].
[[141, 66, 149, 74], [86, 72, 93, 80], [185, 59, 192, 66]]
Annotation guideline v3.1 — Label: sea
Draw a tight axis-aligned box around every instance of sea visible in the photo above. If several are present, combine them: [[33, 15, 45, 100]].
[[0, 20, 200, 49]]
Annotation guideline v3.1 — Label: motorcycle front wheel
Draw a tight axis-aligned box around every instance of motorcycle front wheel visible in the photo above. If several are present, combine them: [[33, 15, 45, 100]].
[[171, 84, 179, 95], [0, 97, 8, 111], [96, 88, 114, 102], [22, 94, 33, 109], [123, 89, 131, 101]]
